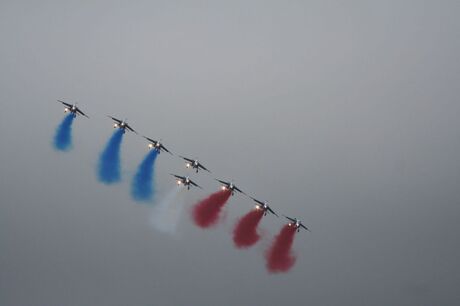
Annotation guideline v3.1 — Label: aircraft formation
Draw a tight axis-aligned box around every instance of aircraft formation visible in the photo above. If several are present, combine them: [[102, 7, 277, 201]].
[[55, 100, 311, 271]]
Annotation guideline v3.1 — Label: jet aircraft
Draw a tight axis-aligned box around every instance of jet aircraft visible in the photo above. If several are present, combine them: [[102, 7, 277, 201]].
[[216, 179, 245, 196], [250, 197, 278, 217], [179, 156, 210, 173], [144, 137, 172, 154], [284, 215, 311, 232], [108, 116, 137, 134], [58, 100, 89, 118], [171, 174, 202, 190]]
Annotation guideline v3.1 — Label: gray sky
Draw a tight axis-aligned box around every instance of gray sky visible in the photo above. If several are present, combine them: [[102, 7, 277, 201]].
[[1, 1, 460, 305]]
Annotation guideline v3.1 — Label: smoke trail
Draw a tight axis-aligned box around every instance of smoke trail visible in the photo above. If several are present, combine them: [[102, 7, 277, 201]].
[[97, 129, 124, 184], [150, 186, 183, 234], [131, 149, 158, 202], [265, 224, 297, 273], [53, 113, 75, 151], [233, 209, 264, 248], [192, 190, 231, 228]]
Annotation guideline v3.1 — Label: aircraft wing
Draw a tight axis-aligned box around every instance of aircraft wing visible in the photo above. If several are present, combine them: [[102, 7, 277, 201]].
[[57, 100, 72, 108], [108, 116, 122, 123], [190, 180, 203, 189], [171, 174, 185, 180], [161, 145, 173, 155], [179, 156, 194, 163], [283, 215, 297, 223], [216, 179, 229, 186], [250, 197, 264, 205], [234, 186, 245, 195], [198, 163, 211, 172], [125, 124, 138, 134], [300, 223, 311, 232], [143, 136, 157, 144], [267, 206, 279, 217], [76, 108, 89, 118]]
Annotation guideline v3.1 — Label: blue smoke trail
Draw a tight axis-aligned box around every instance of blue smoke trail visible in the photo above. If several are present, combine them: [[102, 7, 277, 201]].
[[131, 149, 158, 202], [53, 113, 75, 151], [97, 129, 124, 184]]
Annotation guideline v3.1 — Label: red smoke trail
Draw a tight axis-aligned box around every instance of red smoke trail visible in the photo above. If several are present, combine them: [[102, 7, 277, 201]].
[[192, 190, 231, 228], [233, 209, 264, 248], [265, 224, 297, 273]]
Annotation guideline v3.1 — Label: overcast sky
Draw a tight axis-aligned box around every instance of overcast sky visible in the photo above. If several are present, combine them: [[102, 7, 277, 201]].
[[1, 1, 459, 305]]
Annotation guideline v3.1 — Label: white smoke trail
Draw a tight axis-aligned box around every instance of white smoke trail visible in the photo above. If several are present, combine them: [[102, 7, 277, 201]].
[[150, 186, 184, 235]]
